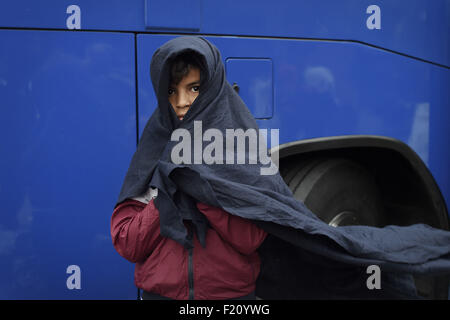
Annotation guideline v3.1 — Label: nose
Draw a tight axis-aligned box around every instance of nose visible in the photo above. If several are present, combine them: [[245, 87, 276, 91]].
[[174, 91, 192, 109]]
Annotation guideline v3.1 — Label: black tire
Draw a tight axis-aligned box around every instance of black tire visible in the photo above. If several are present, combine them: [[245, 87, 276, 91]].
[[281, 157, 447, 299], [287, 158, 383, 227]]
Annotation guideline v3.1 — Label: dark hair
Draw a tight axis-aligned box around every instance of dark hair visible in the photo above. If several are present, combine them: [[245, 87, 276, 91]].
[[169, 50, 205, 85]]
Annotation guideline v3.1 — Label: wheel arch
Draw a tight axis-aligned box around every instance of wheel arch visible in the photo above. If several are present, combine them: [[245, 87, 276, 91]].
[[272, 135, 449, 230]]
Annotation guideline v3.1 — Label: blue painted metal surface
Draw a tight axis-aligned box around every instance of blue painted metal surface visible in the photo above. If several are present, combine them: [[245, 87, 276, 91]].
[[0, 0, 448, 300], [145, 0, 201, 30], [226, 58, 274, 119], [0, 30, 137, 299], [0, 0, 448, 66]]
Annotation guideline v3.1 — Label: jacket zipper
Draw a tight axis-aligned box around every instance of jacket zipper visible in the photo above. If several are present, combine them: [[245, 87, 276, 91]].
[[187, 225, 194, 300]]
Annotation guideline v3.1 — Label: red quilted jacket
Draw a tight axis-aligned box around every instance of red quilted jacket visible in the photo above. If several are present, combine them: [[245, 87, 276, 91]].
[[111, 198, 267, 300]]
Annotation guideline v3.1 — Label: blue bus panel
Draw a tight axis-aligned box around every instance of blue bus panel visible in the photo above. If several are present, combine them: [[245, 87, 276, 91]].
[[0, 0, 448, 66], [0, 29, 137, 299]]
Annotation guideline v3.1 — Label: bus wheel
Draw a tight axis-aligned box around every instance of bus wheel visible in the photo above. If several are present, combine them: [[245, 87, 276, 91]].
[[281, 156, 447, 299], [285, 158, 383, 227]]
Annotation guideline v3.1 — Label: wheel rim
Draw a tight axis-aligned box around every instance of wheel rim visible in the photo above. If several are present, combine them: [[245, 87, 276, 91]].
[[328, 211, 361, 227]]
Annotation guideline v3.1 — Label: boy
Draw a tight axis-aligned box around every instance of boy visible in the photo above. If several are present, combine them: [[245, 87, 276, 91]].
[[111, 47, 267, 300]]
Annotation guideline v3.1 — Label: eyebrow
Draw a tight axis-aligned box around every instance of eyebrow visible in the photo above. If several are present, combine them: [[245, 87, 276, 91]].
[[170, 81, 200, 88]]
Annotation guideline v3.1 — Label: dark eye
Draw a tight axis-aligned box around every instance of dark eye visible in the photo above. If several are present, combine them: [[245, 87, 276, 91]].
[[168, 88, 175, 95], [191, 86, 200, 93]]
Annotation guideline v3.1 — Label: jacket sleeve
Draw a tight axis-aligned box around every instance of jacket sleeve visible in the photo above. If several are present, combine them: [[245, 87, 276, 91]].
[[196, 202, 267, 255], [110, 198, 163, 263]]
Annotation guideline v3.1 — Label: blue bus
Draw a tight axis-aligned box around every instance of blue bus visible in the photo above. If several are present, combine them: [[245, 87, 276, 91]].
[[0, 0, 448, 299]]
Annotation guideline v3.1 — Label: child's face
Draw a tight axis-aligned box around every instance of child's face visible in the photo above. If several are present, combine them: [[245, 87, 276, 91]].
[[168, 66, 201, 121]]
